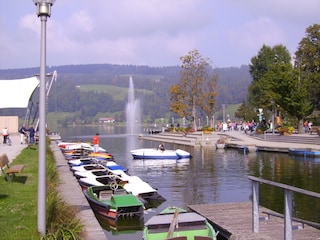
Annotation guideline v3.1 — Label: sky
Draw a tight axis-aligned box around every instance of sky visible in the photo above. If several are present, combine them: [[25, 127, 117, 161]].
[[0, 0, 319, 70]]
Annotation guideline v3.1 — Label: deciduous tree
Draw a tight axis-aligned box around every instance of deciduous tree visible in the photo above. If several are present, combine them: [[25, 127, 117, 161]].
[[169, 50, 217, 129], [294, 24, 320, 110]]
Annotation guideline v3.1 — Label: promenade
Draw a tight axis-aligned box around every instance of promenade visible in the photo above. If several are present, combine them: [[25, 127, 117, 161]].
[[138, 130, 320, 152]]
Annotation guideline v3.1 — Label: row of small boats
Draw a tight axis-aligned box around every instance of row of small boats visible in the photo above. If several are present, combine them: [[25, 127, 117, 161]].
[[58, 140, 218, 240], [58, 141, 165, 221]]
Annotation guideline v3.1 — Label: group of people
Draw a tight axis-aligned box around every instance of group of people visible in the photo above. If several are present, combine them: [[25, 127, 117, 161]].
[[19, 124, 36, 145], [2, 124, 36, 145]]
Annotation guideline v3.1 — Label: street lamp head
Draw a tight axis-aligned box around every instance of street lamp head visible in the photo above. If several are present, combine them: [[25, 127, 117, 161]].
[[33, 0, 55, 17]]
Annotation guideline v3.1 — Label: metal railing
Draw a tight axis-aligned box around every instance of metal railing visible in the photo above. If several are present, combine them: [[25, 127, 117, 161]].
[[248, 176, 320, 240]]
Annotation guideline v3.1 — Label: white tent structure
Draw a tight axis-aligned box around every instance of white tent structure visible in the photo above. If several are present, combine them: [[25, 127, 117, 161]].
[[0, 71, 57, 131], [0, 77, 39, 109]]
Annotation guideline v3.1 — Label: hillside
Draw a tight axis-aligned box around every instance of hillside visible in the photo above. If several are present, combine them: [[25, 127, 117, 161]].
[[0, 64, 252, 124]]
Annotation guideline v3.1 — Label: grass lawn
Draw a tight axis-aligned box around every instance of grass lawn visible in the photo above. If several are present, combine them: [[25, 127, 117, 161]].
[[0, 146, 41, 239], [0, 143, 82, 240]]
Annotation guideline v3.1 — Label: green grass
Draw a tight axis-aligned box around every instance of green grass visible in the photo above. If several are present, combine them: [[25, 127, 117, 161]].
[[0, 147, 40, 239], [78, 84, 153, 101], [0, 142, 83, 240]]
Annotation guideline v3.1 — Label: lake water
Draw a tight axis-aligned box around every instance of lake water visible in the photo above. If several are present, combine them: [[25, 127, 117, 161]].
[[57, 125, 320, 240]]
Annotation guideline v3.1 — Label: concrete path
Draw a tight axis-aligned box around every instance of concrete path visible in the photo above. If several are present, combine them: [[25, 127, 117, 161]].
[[0, 133, 27, 163], [51, 141, 107, 240]]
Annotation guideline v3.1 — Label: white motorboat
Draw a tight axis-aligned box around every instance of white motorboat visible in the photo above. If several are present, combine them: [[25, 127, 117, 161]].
[[130, 148, 191, 159]]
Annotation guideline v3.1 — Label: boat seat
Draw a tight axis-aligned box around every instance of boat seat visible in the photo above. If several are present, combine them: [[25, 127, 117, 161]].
[[194, 237, 213, 240], [113, 189, 127, 195], [99, 190, 113, 200], [165, 237, 187, 240]]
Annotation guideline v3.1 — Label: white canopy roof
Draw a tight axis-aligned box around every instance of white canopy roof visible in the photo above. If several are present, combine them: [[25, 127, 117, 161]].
[[0, 77, 39, 109]]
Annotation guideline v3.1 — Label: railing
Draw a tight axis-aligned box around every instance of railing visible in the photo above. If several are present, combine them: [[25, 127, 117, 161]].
[[248, 176, 320, 240]]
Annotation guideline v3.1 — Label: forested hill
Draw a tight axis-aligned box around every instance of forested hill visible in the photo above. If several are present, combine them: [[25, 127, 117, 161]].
[[0, 64, 252, 122]]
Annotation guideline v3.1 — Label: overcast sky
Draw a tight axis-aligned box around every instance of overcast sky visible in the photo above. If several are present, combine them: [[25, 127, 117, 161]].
[[0, 0, 319, 70]]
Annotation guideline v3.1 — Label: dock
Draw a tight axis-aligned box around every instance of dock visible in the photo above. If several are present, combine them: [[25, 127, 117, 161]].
[[188, 202, 320, 240], [138, 131, 320, 153]]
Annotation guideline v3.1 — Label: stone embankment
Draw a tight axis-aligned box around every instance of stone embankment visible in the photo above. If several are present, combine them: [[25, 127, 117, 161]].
[[139, 130, 320, 153]]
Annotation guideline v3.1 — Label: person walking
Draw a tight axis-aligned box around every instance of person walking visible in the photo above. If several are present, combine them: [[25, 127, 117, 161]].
[[19, 124, 27, 144], [2, 127, 8, 144], [28, 125, 36, 145], [92, 133, 100, 153]]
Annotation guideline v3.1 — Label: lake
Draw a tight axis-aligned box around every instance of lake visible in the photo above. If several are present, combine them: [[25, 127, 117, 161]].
[[57, 125, 320, 240]]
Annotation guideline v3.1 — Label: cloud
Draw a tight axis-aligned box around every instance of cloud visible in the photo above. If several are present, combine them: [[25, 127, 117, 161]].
[[228, 17, 285, 50], [0, 0, 319, 69]]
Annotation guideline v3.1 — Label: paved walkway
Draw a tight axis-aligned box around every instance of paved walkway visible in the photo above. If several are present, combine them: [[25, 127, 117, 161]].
[[139, 131, 320, 152], [222, 131, 320, 152], [0, 133, 27, 163]]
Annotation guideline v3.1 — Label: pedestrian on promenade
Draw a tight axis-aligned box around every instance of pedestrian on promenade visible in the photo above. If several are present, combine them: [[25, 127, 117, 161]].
[[92, 133, 100, 153], [2, 127, 9, 144], [19, 124, 27, 144], [304, 120, 309, 134], [28, 125, 36, 145]]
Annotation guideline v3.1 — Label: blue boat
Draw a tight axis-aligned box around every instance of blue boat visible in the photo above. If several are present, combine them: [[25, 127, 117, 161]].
[[288, 148, 320, 158]]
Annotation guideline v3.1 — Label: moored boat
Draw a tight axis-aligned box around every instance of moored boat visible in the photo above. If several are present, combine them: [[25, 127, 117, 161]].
[[77, 168, 165, 208], [289, 148, 320, 158], [83, 184, 144, 221], [130, 148, 191, 159], [143, 206, 217, 240]]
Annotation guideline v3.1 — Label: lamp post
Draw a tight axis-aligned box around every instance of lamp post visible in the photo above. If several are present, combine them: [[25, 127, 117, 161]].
[[222, 104, 226, 123], [212, 115, 215, 129], [33, 0, 55, 236]]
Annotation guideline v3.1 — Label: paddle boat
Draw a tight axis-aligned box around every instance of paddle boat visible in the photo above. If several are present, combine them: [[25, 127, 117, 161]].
[[143, 206, 218, 240], [70, 162, 108, 173], [78, 168, 165, 206], [83, 184, 144, 221], [67, 156, 113, 167], [130, 148, 191, 159], [58, 140, 107, 152]]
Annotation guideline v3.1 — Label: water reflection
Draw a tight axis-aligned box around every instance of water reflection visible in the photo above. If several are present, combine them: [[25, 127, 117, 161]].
[[57, 126, 320, 240]]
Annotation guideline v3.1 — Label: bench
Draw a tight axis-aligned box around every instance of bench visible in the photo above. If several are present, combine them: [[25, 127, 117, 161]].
[[0, 154, 25, 182], [309, 126, 320, 135]]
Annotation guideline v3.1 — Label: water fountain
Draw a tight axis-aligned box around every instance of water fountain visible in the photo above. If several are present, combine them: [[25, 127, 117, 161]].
[[126, 76, 141, 135]]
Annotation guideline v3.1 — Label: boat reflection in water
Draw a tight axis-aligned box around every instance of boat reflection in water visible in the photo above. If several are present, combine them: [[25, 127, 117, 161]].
[[94, 212, 144, 235]]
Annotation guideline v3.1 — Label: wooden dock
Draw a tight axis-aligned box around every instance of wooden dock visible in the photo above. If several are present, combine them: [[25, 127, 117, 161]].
[[188, 202, 320, 240]]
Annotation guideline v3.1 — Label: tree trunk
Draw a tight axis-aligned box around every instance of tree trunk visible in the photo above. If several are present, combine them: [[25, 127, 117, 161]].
[[298, 118, 304, 134], [192, 101, 197, 131]]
